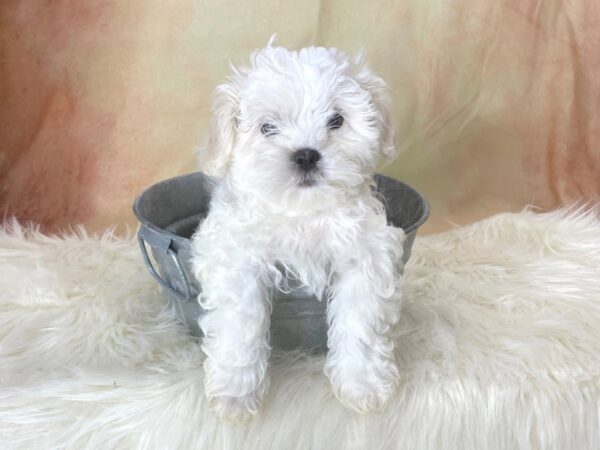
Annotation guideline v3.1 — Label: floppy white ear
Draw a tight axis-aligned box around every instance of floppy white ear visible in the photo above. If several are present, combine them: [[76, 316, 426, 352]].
[[352, 54, 396, 161], [197, 67, 246, 178]]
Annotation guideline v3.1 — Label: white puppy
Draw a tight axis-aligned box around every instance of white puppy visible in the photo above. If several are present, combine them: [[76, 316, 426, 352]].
[[191, 41, 405, 422]]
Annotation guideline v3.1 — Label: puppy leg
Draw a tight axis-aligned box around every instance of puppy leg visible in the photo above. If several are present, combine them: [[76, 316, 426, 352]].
[[325, 238, 403, 414], [197, 258, 270, 423]]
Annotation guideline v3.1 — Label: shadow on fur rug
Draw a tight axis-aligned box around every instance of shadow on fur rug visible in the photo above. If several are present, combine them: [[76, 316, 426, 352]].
[[1, 207, 600, 450]]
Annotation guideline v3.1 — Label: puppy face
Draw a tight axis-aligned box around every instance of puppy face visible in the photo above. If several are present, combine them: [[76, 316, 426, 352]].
[[199, 44, 395, 210]]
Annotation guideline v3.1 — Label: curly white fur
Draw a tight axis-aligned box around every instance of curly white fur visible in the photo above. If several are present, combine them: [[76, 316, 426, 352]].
[[191, 41, 405, 421]]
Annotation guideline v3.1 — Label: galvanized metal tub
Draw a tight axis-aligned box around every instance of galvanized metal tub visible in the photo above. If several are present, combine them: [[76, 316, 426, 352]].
[[133, 172, 429, 352]]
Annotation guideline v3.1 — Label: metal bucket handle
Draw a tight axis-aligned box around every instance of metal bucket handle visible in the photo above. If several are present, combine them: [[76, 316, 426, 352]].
[[137, 225, 193, 302]]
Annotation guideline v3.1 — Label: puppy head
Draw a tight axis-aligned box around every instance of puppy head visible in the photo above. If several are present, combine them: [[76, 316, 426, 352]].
[[198, 43, 396, 209]]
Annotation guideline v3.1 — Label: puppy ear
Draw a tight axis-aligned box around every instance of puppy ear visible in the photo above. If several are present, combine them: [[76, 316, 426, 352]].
[[352, 53, 396, 161], [197, 66, 246, 178]]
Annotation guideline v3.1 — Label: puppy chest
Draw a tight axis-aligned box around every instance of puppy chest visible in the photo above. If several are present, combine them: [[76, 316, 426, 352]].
[[265, 222, 335, 293]]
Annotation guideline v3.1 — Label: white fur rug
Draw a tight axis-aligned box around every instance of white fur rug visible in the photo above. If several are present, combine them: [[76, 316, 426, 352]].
[[1, 208, 600, 450]]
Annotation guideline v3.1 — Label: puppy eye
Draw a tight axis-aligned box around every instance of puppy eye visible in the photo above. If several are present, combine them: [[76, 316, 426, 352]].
[[260, 123, 279, 136], [327, 113, 344, 130]]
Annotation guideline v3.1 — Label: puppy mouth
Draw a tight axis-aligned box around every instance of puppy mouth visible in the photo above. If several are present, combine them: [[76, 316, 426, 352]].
[[298, 177, 318, 187], [292, 170, 322, 188]]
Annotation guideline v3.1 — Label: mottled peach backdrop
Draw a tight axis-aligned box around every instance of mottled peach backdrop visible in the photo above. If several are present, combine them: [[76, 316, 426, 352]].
[[1, 0, 599, 235]]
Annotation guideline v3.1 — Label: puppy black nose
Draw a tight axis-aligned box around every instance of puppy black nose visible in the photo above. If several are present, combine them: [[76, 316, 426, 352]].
[[292, 148, 321, 171]]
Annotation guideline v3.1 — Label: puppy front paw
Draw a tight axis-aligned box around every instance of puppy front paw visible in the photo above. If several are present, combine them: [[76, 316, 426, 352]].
[[327, 356, 399, 414], [209, 393, 259, 424], [204, 360, 269, 424]]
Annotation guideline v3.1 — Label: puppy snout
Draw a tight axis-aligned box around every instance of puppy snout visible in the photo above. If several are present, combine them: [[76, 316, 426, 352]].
[[292, 148, 321, 171]]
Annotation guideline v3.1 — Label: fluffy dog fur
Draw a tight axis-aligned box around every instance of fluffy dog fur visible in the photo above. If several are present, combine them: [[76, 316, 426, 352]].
[[191, 41, 404, 420]]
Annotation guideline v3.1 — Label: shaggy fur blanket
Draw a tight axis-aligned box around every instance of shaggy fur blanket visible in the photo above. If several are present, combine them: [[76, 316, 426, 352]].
[[1, 208, 599, 450]]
